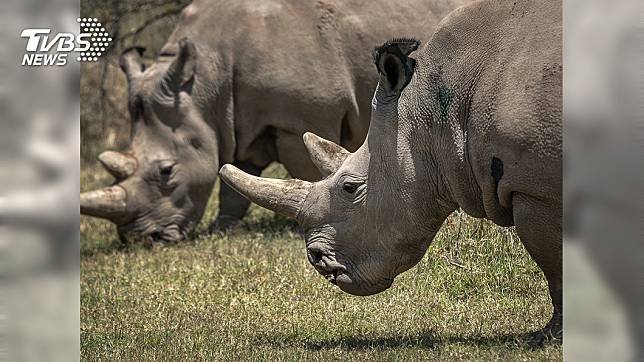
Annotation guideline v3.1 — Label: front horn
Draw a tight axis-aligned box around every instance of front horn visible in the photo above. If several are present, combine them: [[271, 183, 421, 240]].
[[80, 185, 127, 221], [98, 151, 137, 180], [219, 164, 311, 219], [302, 132, 350, 177]]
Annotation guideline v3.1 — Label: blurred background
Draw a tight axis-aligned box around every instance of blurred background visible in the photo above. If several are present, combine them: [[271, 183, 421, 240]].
[[564, 0, 643, 360], [0, 0, 642, 360], [2, 0, 81, 360], [2, 0, 192, 360]]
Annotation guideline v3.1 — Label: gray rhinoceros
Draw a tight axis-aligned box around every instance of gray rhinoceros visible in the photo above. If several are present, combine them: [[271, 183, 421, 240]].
[[80, 0, 470, 242], [220, 0, 562, 341]]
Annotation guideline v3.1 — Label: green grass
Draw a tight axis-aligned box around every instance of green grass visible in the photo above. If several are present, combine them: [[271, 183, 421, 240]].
[[81, 163, 562, 360]]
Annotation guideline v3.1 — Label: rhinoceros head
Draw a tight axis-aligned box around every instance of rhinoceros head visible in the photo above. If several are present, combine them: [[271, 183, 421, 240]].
[[220, 39, 452, 295], [81, 38, 218, 243]]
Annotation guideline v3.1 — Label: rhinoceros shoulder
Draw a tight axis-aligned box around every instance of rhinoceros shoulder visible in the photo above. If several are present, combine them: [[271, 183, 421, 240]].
[[406, 0, 562, 222]]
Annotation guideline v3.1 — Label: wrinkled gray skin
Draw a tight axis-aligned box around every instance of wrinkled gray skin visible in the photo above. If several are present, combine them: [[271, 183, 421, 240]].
[[80, 0, 470, 242], [221, 0, 562, 341]]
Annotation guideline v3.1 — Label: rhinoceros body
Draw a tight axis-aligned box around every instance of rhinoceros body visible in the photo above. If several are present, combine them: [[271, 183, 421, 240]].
[[80, 0, 470, 241], [222, 0, 562, 341]]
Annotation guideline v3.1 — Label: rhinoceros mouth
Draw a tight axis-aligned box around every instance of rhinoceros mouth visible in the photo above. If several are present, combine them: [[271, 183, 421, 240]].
[[324, 270, 339, 285], [117, 222, 189, 244], [309, 255, 395, 295], [307, 248, 393, 294], [304, 230, 396, 295]]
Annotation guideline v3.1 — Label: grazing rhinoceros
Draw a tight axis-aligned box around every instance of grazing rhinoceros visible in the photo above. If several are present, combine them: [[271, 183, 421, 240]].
[[80, 0, 471, 242], [220, 0, 562, 341]]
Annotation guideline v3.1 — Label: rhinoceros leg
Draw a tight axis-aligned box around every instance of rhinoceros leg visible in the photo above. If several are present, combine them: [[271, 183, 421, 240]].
[[512, 193, 563, 344], [209, 161, 264, 232]]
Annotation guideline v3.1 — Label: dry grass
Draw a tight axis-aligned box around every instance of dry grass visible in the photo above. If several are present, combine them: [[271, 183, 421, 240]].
[[81, 163, 562, 360]]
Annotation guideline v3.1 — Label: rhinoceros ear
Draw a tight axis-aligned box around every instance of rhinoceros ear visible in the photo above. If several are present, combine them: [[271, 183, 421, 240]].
[[119, 46, 146, 82], [372, 38, 420, 95], [163, 37, 197, 93]]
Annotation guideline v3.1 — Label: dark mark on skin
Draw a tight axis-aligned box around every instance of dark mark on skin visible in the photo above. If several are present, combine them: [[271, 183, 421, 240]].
[[491, 157, 504, 195], [437, 86, 452, 123]]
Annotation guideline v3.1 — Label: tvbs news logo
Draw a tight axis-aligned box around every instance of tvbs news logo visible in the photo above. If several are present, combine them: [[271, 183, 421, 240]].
[[21, 18, 112, 66]]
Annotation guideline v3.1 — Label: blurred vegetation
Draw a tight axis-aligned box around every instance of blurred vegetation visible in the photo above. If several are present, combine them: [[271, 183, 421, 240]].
[[80, 0, 190, 163]]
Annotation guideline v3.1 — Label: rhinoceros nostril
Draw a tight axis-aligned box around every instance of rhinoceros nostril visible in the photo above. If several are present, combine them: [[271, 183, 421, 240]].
[[307, 248, 323, 266], [307, 243, 325, 262], [150, 231, 162, 242], [306, 243, 347, 278]]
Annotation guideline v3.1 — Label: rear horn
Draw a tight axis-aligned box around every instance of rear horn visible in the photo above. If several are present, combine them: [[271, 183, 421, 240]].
[[98, 151, 137, 180], [302, 132, 350, 177]]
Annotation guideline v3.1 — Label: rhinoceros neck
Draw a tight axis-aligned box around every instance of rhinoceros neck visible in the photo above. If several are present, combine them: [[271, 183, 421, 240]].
[[366, 91, 458, 233], [397, 63, 487, 221]]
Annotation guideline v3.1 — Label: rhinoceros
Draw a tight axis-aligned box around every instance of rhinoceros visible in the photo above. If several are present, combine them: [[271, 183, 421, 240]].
[[80, 0, 471, 241], [220, 0, 562, 341]]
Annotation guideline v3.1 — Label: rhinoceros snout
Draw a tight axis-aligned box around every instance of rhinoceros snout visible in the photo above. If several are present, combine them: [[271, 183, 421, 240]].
[[118, 222, 188, 245], [306, 242, 347, 283]]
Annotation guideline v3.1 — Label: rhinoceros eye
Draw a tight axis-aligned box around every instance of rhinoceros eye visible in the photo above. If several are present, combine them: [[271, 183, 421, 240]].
[[158, 161, 175, 184], [342, 182, 359, 194]]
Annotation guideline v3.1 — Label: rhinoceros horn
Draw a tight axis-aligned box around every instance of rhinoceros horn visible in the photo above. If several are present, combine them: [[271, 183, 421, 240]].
[[98, 151, 137, 180], [80, 185, 128, 221], [302, 132, 350, 176], [219, 164, 311, 219]]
